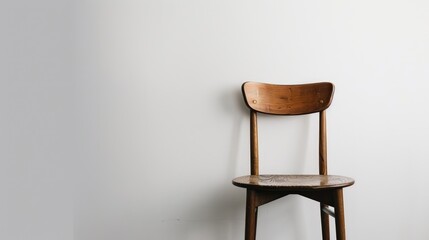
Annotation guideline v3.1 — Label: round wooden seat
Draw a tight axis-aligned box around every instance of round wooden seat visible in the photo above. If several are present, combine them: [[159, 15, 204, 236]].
[[232, 174, 354, 191]]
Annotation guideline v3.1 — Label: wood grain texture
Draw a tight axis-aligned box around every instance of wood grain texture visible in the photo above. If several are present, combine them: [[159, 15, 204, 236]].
[[321, 203, 331, 240], [250, 110, 259, 175], [242, 82, 334, 115], [232, 175, 354, 190], [334, 189, 346, 240], [245, 190, 258, 240], [234, 81, 353, 240], [319, 110, 328, 175]]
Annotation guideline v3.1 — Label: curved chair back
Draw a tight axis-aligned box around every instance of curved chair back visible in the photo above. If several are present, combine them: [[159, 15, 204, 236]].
[[242, 82, 334, 115]]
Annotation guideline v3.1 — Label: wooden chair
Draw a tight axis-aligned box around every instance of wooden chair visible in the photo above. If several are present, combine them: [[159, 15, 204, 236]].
[[232, 82, 354, 240]]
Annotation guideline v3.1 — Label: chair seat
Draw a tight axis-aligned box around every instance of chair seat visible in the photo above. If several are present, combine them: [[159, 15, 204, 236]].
[[232, 174, 354, 191]]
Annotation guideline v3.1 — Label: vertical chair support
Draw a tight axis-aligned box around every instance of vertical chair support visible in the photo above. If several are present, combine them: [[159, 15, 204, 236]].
[[250, 110, 259, 176], [245, 190, 258, 240], [247, 110, 259, 240], [334, 189, 346, 240], [319, 110, 330, 240], [319, 110, 327, 175], [320, 204, 330, 240]]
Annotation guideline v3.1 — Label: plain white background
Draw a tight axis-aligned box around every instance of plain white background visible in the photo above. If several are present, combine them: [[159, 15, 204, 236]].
[[1, 0, 429, 239]]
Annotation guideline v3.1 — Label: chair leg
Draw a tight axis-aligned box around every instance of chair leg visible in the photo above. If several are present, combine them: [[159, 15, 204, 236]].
[[320, 203, 330, 240], [245, 189, 258, 240], [334, 188, 346, 240]]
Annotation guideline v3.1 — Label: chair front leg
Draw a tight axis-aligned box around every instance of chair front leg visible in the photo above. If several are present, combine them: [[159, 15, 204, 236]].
[[245, 189, 258, 240], [334, 188, 346, 240]]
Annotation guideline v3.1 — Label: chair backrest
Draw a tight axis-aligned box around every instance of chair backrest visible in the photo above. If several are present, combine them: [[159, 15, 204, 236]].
[[241, 82, 335, 176], [242, 82, 334, 115]]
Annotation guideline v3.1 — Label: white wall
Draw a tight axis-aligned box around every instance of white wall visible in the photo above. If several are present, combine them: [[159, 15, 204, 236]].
[[2, 0, 429, 239], [0, 1, 75, 240]]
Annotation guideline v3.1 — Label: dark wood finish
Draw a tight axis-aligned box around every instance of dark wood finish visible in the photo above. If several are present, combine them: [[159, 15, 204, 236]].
[[251, 191, 289, 207], [232, 82, 354, 240], [250, 110, 259, 175], [232, 175, 354, 191], [321, 203, 331, 240], [319, 110, 327, 175], [245, 190, 258, 240], [242, 82, 334, 115], [319, 110, 330, 240], [334, 189, 346, 240]]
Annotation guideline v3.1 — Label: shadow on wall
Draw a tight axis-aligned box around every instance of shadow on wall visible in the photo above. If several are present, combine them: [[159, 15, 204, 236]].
[[158, 85, 317, 240], [224, 86, 249, 178], [156, 87, 247, 240]]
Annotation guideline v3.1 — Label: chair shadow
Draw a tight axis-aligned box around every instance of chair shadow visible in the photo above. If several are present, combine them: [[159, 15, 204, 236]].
[[166, 85, 314, 240], [159, 87, 246, 240]]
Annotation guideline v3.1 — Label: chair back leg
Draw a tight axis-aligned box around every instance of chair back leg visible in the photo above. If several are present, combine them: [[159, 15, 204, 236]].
[[320, 203, 330, 240]]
